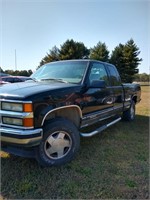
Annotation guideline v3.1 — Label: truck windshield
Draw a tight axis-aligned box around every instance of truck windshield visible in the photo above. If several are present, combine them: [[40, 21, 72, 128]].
[[31, 61, 88, 84]]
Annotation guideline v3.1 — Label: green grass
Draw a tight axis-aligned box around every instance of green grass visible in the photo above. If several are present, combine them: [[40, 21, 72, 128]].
[[1, 86, 149, 199]]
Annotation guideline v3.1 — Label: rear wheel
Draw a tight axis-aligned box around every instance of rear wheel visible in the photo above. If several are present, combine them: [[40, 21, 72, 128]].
[[36, 118, 80, 166], [122, 101, 135, 121]]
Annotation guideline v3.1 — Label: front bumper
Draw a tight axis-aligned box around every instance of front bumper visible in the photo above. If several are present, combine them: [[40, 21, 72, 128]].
[[0, 126, 43, 146]]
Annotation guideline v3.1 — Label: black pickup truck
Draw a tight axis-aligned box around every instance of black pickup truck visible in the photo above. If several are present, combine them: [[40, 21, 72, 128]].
[[0, 60, 141, 166]]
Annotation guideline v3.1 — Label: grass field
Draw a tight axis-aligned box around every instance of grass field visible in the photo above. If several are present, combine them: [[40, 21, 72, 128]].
[[0, 86, 149, 199]]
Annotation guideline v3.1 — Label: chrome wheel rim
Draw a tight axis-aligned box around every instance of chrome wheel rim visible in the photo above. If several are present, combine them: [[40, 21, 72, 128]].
[[44, 131, 72, 159]]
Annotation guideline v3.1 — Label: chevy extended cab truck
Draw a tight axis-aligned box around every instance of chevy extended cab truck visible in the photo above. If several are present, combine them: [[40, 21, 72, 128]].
[[0, 60, 141, 166]]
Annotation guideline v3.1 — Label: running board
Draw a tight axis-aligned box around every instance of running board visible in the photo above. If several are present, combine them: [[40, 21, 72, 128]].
[[80, 117, 121, 137]]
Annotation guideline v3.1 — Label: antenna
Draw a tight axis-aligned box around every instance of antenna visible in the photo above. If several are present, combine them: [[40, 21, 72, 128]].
[[15, 49, 17, 70]]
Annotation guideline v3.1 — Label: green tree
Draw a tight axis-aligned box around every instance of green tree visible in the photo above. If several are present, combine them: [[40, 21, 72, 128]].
[[123, 39, 142, 82], [90, 42, 109, 62], [110, 39, 142, 83], [39, 40, 89, 68], [18, 70, 29, 76], [0, 67, 4, 73], [110, 43, 127, 81], [39, 46, 60, 66], [28, 70, 33, 76], [4, 70, 15, 75], [4, 69, 32, 76], [134, 73, 149, 82], [133, 74, 140, 82], [59, 39, 89, 60]]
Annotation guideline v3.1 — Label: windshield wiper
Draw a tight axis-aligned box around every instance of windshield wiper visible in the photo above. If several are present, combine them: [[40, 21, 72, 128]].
[[30, 77, 37, 82], [40, 78, 68, 83]]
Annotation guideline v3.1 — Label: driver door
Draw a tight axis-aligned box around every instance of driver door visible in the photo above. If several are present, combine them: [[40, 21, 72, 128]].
[[82, 62, 114, 122]]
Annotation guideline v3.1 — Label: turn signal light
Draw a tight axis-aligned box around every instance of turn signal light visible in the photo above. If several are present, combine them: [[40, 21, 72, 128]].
[[23, 103, 33, 112], [23, 118, 34, 127]]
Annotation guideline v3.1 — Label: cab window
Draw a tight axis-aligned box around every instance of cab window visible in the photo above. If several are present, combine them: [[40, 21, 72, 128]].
[[107, 65, 121, 86], [89, 63, 109, 85]]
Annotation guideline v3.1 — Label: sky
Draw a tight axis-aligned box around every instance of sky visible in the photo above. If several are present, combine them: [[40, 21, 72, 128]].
[[0, 0, 149, 73]]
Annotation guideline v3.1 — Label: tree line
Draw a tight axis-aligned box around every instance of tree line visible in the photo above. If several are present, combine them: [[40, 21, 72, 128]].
[[134, 73, 149, 82], [0, 68, 32, 77], [39, 38, 142, 83], [1, 38, 147, 83]]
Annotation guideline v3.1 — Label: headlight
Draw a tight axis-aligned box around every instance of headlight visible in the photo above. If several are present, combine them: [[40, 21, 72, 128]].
[[3, 117, 23, 126], [2, 102, 23, 112], [1, 102, 33, 112], [3, 117, 34, 127], [1, 101, 33, 127]]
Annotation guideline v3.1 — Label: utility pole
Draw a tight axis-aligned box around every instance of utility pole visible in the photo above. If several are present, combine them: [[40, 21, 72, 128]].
[[15, 49, 17, 70]]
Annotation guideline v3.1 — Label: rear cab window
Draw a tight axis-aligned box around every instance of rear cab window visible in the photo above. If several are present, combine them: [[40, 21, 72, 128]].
[[106, 64, 121, 86]]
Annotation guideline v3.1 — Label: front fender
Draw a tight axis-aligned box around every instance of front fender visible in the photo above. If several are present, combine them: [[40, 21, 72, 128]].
[[41, 105, 82, 128]]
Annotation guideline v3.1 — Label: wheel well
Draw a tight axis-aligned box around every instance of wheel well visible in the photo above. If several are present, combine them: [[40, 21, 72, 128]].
[[42, 106, 82, 128], [132, 96, 137, 104]]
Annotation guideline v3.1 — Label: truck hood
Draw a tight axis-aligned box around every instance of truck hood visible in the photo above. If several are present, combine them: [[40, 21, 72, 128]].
[[0, 81, 77, 99]]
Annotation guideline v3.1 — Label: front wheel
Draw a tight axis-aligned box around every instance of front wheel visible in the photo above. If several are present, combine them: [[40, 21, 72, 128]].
[[36, 118, 80, 166], [122, 101, 136, 121]]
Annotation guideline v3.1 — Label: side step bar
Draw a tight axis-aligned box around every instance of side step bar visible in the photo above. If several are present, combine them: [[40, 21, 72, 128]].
[[80, 117, 121, 137]]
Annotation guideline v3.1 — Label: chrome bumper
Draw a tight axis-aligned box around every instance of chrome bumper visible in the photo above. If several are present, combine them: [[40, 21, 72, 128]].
[[0, 127, 43, 146]]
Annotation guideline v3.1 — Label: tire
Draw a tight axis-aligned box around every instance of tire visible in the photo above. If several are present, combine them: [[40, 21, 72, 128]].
[[122, 100, 136, 121], [35, 118, 80, 167]]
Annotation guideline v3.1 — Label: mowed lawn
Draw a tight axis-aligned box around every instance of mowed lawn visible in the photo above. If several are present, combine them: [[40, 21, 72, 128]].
[[0, 86, 149, 199]]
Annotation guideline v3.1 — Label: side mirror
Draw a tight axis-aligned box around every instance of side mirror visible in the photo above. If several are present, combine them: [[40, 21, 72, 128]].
[[90, 80, 106, 88]]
